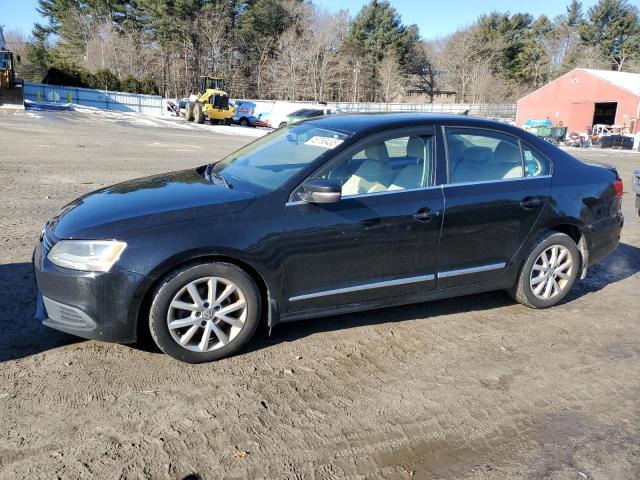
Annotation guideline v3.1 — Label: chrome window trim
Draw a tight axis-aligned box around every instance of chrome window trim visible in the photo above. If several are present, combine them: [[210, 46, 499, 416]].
[[289, 273, 436, 302], [442, 175, 551, 189], [438, 262, 506, 278]]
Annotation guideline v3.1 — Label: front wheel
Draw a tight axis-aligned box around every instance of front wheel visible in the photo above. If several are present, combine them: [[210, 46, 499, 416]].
[[149, 262, 261, 363], [184, 101, 195, 121], [194, 103, 205, 124], [509, 232, 580, 308]]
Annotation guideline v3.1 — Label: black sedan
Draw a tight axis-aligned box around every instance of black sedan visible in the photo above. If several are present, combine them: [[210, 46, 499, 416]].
[[33, 114, 624, 363]]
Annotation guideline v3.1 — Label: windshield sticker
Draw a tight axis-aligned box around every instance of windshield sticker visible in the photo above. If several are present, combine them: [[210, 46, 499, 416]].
[[304, 136, 344, 149]]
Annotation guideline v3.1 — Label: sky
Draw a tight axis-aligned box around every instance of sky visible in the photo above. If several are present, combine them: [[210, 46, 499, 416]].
[[1, 0, 602, 39]]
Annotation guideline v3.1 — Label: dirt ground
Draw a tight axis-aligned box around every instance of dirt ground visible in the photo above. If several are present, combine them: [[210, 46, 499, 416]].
[[0, 108, 639, 480]]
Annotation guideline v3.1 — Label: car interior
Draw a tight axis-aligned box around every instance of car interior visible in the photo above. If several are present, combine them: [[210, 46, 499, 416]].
[[326, 136, 432, 196], [447, 131, 525, 183]]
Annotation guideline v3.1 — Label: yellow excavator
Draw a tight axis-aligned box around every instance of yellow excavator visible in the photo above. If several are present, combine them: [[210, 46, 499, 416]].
[[0, 27, 24, 110], [183, 76, 235, 125]]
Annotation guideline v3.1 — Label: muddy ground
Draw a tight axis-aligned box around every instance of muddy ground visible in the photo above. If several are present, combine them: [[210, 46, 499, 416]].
[[0, 109, 639, 480]]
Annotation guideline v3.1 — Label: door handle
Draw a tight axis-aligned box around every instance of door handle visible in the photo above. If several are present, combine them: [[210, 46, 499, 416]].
[[521, 197, 543, 209], [414, 208, 440, 222]]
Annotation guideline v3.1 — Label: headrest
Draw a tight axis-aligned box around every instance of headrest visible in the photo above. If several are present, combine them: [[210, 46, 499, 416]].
[[494, 141, 521, 164], [406, 136, 425, 160], [462, 146, 492, 164], [365, 143, 389, 162]]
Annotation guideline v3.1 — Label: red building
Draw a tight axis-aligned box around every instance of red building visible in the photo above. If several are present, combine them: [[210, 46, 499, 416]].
[[516, 68, 640, 134]]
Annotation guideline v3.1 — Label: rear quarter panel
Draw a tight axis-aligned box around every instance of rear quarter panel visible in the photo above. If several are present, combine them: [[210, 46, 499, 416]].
[[530, 140, 622, 264]]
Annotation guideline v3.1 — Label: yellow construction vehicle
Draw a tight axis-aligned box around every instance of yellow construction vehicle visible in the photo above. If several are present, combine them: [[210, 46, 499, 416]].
[[183, 76, 235, 125], [0, 27, 24, 110]]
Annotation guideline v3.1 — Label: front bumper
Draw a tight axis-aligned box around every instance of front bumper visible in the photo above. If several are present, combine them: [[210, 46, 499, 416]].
[[33, 239, 145, 343]]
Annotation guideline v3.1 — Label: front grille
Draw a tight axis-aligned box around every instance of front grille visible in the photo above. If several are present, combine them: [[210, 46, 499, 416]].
[[212, 94, 229, 110]]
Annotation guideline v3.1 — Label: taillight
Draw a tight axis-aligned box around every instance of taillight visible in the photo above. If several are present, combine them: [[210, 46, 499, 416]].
[[614, 178, 623, 198]]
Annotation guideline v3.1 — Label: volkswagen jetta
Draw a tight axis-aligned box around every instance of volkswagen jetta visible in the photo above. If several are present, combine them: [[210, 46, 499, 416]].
[[34, 114, 624, 363]]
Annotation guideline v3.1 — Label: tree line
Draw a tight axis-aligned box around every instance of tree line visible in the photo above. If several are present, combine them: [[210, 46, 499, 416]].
[[4, 0, 640, 102]]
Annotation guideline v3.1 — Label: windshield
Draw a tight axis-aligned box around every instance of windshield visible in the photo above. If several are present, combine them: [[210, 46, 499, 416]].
[[211, 124, 351, 191]]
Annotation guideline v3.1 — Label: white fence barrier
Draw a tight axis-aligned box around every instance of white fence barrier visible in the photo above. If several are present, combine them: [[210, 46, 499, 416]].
[[328, 102, 516, 118], [24, 82, 165, 116], [234, 98, 516, 124]]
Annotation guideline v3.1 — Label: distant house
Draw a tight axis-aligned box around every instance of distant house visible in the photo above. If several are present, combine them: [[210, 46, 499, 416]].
[[516, 68, 640, 134]]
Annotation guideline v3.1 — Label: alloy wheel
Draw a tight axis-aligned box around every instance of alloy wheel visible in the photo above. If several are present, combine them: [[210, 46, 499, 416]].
[[529, 245, 573, 300], [167, 276, 247, 352]]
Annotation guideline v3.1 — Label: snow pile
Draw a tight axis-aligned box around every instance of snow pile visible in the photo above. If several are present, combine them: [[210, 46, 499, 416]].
[[24, 100, 270, 138]]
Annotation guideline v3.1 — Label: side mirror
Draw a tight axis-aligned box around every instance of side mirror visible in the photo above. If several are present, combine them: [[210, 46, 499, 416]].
[[299, 179, 341, 204]]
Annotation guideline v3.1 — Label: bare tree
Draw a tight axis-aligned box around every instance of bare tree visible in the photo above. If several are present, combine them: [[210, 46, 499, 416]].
[[408, 42, 438, 103], [377, 50, 406, 104], [437, 26, 504, 103]]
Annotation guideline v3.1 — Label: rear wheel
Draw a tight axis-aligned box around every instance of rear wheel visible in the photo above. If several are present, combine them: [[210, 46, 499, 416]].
[[149, 262, 261, 363], [509, 232, 580, 308], [194, 103, 205, 124], [239, 117, 249, 127], [184, 101, 195, 121], [279, 122, 287, 128]]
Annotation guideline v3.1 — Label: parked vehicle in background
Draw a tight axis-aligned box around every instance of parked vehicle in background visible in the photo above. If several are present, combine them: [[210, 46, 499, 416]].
[[634, 168, 640, 217], [233, 100, 257, 126], [247, 111, 271, 128], [183, 76, 235, 125], [33, 114, 624, 363], [279, 107, 336, 128]]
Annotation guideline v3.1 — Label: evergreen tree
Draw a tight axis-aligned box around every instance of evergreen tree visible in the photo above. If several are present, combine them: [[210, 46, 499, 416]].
[[580, 0, 640, 70]]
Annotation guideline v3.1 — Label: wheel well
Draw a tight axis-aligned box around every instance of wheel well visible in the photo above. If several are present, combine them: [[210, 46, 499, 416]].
[[549, 224, 582, 245], [548, 224, 588, 276], [135, 255, 270, 342]]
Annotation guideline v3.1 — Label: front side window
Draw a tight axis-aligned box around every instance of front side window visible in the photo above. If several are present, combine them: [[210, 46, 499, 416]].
[[315, 134, 433, 196], [211, 124, 351, 191], [446, 128, 524, 184]]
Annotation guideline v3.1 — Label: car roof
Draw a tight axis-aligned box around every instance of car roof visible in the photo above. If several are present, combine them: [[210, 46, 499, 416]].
[[308, 112, 514, 135]]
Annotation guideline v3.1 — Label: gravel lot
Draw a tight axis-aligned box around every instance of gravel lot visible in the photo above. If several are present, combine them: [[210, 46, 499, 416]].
[[0, 109, 639, 480]]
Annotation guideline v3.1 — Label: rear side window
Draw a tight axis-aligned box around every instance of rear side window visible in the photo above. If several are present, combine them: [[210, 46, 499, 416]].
[[522, 143, 550, 177], [446, 128, 524, 183]]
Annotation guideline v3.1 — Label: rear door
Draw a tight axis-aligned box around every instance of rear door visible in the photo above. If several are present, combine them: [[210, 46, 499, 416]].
[[437, 126, 552, 288]]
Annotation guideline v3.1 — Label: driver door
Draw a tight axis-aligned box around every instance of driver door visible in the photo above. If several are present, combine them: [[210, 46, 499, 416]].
[[282, 127, 444, 313]]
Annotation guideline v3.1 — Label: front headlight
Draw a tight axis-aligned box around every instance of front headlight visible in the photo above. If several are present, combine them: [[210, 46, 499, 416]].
[[47, 240, 127, 272]]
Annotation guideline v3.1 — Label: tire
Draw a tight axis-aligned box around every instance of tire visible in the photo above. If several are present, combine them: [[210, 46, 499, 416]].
[[239, 117, 249, 127], [194, 103, 205, 124], [223, 117, 231, 126], [509, 232, 581, 309], [279, 122, 287, 128], [184, 101, 195, 122], [149, 262, 261, 363]]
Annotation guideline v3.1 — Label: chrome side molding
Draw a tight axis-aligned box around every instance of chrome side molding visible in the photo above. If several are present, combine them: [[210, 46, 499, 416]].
[[438, 262, 506, 278], [289, 262, 507, 302], [289, 273, 436, 302]]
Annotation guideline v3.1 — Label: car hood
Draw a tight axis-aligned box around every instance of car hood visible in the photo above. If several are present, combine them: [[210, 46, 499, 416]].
[[50, 168, 255, 239]]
